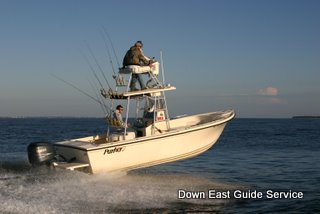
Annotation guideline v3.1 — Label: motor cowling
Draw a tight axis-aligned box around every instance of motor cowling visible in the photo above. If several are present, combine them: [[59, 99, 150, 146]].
[[27, 142, 56, 166]]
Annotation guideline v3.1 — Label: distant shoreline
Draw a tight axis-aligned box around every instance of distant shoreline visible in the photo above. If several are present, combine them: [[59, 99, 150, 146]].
[[292, 116, 320, 119]]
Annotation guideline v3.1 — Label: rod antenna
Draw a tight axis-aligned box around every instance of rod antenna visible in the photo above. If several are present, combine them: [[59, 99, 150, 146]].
[[160, 51, 166, 85]]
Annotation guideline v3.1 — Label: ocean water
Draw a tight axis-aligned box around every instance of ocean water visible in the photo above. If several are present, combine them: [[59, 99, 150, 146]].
[[0, 118, 319, 213]]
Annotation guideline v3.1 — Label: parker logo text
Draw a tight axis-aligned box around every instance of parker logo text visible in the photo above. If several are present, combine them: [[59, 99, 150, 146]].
[[103, 146, 125, 155]]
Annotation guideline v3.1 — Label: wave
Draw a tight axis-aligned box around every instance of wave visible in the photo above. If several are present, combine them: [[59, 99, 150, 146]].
[[0, 160, 242, 213]]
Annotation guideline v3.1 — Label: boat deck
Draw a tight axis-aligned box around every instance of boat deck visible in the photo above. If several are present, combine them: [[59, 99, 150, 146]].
[[54, 110, 235, 151]]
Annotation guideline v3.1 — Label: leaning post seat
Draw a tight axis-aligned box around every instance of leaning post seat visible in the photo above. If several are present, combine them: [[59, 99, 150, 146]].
[[119, 62, 159, 75], [117, 62, 161, 89]]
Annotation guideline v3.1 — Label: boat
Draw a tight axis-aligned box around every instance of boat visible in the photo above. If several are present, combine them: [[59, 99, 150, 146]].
[[27, 55, 235, 174]]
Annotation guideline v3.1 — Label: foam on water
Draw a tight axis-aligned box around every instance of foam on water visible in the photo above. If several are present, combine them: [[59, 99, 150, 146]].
[[0, 159, 242, 213]]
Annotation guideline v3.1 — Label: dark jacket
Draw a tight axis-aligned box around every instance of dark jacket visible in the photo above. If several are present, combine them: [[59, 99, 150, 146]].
[[123, 46, 150, 67]]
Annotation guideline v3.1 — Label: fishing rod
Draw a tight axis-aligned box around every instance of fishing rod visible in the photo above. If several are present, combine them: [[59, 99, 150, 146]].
[[81, 52, 105, 90], [100, 30, 116, 76], [88, 79, 109, 115], [52, 74, 111, 111], [85, 41, 113, 91], [102, 27, 120, 69]]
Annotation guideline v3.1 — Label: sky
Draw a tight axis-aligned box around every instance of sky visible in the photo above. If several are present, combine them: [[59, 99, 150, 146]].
[[0, 0, 319, 118]]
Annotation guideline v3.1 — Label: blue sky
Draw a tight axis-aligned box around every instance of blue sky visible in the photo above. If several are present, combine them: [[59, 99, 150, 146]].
[[1, 0, 319, 118]]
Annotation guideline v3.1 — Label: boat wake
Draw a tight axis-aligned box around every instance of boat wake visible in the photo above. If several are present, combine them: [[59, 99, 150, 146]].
[[0, 158, 242, 213]]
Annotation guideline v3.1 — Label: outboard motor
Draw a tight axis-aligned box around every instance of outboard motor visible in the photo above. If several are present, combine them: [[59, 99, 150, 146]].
[[27, 142, 56, 166]]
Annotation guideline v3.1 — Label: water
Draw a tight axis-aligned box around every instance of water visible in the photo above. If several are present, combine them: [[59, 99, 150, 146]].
[[0, 118, 319, 213]]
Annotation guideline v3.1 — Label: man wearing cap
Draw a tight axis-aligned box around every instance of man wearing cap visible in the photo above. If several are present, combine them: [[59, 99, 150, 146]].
[[113, 105, 125, 127], [123, 41, 152, 91]]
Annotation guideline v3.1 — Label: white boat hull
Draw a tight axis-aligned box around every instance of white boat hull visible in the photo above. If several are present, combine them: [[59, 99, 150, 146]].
[[53, 110, 235, 174]]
